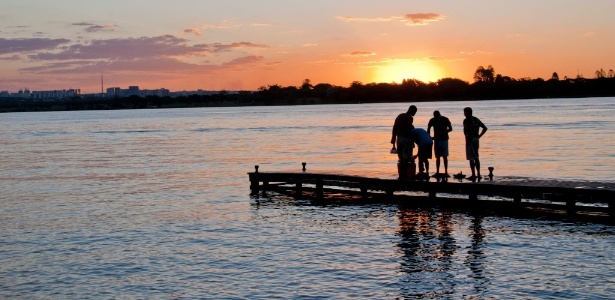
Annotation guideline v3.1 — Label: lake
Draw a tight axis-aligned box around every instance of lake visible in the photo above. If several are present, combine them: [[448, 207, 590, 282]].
[[1, 97, 614, 299]]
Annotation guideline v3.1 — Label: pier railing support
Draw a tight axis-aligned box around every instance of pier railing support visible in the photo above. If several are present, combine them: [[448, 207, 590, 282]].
[[513, 194, 522, 205], [469, 192, 478, 201], [296, 180, 303, 198], [316, 178, 323, 200]]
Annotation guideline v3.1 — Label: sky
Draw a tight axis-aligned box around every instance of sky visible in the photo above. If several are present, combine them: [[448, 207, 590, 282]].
[[1, 0, 614, 93]]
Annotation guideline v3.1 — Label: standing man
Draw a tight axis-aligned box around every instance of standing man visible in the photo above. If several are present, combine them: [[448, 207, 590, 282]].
[[427, 110, 453, 177], [463, 107, 488, 180], [391, 105, 417, 179]]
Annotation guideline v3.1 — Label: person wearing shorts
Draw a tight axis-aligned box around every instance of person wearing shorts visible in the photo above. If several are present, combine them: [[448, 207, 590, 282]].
[[391, 105, 417, 179], [411, 127, 433, 177], [427, 110, 453, 176], [463, 107, 487, 180]]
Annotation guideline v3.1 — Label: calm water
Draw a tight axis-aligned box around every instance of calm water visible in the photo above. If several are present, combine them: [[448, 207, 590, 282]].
[[1, 98, 615, 299]]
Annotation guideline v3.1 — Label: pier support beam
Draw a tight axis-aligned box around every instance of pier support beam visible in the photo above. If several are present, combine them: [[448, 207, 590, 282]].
[[361, 187, 368, 200], [469, 192, 478, 201], [513, 194, 521, 204], [296, 181, 303, 198], [316, 178, 323, 200], [566, 196, 576, 214]]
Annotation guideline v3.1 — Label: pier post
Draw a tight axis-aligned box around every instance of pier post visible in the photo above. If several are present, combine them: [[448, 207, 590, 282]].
[[296, 180, 303, 198], [469, 192, 478, 202], [566, 196, 576, 214], [361, 187, 368, 201], [316, 178, 323, 200], [513, 194, 521, 204], [250, 166, 260, 195]]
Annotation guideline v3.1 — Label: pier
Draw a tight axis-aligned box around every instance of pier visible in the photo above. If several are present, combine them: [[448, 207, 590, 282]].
[[249, 164, 615, 223]]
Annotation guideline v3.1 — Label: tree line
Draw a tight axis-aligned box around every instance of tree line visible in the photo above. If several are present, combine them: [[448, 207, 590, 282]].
[[2, 65, 614, 113]]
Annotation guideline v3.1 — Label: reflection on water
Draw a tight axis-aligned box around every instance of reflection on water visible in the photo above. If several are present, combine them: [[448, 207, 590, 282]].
[[466, 215, 487, 297], [397, 209, 461, 298], [2, 98, 615, 299]]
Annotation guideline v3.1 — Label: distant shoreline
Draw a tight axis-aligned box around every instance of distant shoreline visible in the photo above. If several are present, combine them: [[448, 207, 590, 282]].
[[2, 77, 614, 113]]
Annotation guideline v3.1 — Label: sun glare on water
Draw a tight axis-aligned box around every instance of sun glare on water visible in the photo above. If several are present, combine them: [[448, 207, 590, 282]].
[[373, 60, 445, 84]]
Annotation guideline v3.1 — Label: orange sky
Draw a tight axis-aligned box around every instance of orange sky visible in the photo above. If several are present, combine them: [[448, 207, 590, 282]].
[[1, 1, 614, 93]]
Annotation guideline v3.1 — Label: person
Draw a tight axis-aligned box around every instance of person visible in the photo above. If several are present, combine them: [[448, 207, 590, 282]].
[[427, 110, 453, 177], [463, 107, 488, 180], [411, 127, 433, 178], [391, 105, 417, 179]]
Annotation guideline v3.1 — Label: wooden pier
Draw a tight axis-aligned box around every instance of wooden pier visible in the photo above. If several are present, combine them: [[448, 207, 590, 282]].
[[248, 164, 615, 222]]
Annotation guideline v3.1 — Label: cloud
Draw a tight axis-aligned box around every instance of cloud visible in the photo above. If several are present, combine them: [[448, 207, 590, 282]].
[[222, 55, 264, 67], [202, 21, 241, 31], [0, 37, 71, 55], [211, 42, 269, 52], [400, 13, 445, 26], [72, 22, 117, 32], [338, 13, 445, 26], [337, 16, 392, 22], [348, 51, 376, 57], [183, 28, 203, 37], [459, 50, 493, 56], [22, 54, 265, 75], [28, 35, 210, 60], [0, 54, 21, 60]]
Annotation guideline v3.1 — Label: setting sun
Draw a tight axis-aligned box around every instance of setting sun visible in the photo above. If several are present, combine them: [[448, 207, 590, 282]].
[[372, 60, 446, 84]]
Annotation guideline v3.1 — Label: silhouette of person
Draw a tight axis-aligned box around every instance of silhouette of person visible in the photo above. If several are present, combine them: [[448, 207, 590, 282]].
[[427, 110, 453, 177], [463, 107, 487, 180], [391, 105, 417, 179], [411, 127, 433, 178]]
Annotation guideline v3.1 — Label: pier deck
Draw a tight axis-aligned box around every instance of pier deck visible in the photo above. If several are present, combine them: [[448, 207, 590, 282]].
[[248, 165, 615, 222]]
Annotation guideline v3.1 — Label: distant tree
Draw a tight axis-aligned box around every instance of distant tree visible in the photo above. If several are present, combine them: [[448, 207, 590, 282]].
[[595, 68, 606, 78], [301, 79, 313, 90], [401, 78, 426, 88], [436, 78, 470, 99], [609, 69, 615, 78], [551, 72, 559, 81], [495, 74, 514, 83], [473, 65, 495, 83], [350, 81, 363, 88]]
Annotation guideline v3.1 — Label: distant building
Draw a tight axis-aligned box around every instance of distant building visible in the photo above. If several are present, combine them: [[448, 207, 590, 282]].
[[31, 89, 81, 99], [106, 87, 121, 97], [127, 86, 140, 96]]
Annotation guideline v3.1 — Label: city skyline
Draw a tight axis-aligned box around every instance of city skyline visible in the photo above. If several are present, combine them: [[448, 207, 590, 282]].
[[1, 0, 614, 93]]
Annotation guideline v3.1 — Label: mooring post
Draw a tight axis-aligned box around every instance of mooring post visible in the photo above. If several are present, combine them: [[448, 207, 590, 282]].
[[361, 187, 368, 200], [428, 190, 437, 200], [609, 201, 615, 219], [250, 165, 260, 195]]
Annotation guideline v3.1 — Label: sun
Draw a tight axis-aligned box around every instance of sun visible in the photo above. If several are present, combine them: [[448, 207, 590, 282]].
[[372, 60, 446, 84]]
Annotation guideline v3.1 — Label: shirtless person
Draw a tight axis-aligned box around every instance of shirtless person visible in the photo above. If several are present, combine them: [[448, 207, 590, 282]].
[[463, 107, 487, 180], [427, 110, 453, 177], [391, 105, 417, 179]]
